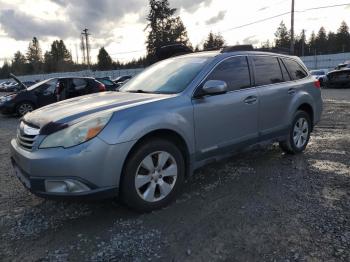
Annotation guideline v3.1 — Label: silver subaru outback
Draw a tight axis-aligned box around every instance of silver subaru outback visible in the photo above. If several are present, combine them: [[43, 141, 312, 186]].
[[10, 49, 322, 211]]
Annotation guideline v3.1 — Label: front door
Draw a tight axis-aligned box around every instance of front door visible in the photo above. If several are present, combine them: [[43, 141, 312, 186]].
[[192, 56, 259, 160]]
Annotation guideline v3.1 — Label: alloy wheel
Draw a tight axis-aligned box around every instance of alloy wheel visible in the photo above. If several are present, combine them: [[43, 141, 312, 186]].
[[293, 117, 309, 148], [135, 151, 178, 202], [18, 103, 33, 116]]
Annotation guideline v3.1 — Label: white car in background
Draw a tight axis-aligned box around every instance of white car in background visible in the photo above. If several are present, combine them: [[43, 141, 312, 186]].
[[310, 69, 328, 86]]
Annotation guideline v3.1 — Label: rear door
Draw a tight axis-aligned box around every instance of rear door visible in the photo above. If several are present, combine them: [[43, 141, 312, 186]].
[[252, 55, 294, 138], [66, 78, 89, 99], [192, 56, 259, 160]]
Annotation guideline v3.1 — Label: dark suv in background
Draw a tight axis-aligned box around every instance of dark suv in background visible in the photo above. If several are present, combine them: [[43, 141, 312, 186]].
[[0, 77, 106, 116]]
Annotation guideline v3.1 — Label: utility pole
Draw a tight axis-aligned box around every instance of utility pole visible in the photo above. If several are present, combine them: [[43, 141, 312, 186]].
[[301, 29, 305, 57], [290, 0, 295, 55], [81, 28, 91, 69], [75, 44, 79, 64], [80, 35, 86, 64]]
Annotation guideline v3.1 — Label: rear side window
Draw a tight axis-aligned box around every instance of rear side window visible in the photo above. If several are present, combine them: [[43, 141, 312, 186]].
[[253, 56, 283, 86], [206, 56, 251, 92], [72, 79, 88, 90], [283, 59, 308, 80]]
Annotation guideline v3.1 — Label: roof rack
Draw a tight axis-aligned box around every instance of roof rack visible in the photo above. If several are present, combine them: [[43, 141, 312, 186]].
[[220, 45, 254, 53], [220, 45, 291, 55], [156, 44, 193, 60]]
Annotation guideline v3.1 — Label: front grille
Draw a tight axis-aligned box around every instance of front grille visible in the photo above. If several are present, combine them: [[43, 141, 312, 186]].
[[17, 122, 40, 150], [17, 133, 37, 150]]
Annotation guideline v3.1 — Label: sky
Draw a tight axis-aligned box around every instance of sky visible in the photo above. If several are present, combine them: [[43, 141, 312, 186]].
[[0, 0, 349, 65]]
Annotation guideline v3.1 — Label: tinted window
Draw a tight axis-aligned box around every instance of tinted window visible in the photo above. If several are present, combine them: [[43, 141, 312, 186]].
[[205, 56, 251, 92], [283, 59, 308, 80], [72, 79, 88, 90], [253, 56, 283, 86], [279, 59, 291, 81]]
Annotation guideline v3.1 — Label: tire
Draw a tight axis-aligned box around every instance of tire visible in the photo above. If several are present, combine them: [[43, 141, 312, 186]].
[[120, 138, 185, 212], [279, 110, 311, 154], [16, 102, 34, 116]]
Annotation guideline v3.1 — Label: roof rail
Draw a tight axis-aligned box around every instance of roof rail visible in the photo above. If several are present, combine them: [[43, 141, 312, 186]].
[[220, 45, 254, 53], [156, 44, 193, 60], [220, 45, 291, 55]]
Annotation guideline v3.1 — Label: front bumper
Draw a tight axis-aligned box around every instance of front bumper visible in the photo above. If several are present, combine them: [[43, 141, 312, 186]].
[[10, 136, 135, 199]]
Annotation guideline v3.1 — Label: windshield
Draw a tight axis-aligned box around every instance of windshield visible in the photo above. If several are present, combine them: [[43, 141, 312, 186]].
[[27, 79, 53, 90], [120, 56, 211, 94]]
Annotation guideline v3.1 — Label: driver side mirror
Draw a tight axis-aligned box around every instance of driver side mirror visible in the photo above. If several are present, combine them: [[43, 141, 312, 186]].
[[202, 80, 228, 96]]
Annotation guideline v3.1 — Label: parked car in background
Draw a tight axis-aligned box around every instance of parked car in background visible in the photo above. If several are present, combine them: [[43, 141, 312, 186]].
[[310, 69, 328, 86], [113, 75, 132, 87], [326, 68, 350, 88], [96, 77, 119, 91], [0, 77, 106, 116], [10, 48, 322, 211]]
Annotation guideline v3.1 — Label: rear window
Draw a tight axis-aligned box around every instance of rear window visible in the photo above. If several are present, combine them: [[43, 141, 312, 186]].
[[283, 59, 308, 80], [72, 79, 88, 90], [253, 56, 284, 86]]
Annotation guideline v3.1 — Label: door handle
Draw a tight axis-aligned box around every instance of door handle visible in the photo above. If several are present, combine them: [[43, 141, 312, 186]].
[[288, 88, 296, 95], [244, 96, 257, 104]]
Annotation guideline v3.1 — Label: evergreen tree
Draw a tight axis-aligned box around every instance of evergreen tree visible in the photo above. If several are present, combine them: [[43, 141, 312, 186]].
[[203, 32, 225, 50], [146, 0, 191, 62], [97, 47, 113, 70], [11, 51, 27, 75], [0, 60, 11, 79], [26, 37, 43, 73], [315, 27, 327, 54], [274, 21, 290, 49], [327, 31, 337, 53], [308, 31, 316, 54], [336, 21, 350, 52]]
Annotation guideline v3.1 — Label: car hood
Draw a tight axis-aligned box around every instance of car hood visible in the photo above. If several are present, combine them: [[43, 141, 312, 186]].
[[23, 91, 173, 128]]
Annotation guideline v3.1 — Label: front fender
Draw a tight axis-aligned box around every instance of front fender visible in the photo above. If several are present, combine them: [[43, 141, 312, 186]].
[[98, 96, 195, 154]]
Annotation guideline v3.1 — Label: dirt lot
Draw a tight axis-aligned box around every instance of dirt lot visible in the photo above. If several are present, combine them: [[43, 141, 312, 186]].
[[0, 89, 349, 262]]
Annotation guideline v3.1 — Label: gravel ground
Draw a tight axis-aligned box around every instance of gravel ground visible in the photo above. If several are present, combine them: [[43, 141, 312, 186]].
[[0, 89, 349, 261]]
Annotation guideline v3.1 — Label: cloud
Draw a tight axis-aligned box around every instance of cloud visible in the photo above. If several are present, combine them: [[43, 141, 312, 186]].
[[173, 0, 213, 12], [0, 9, 76, 40], [205, 10, 226, 25], [258, 6, 269, 11], [242, 35, 259, 45]]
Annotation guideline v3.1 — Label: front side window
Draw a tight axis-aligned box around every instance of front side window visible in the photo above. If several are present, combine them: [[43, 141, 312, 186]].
[[283, 59, 308, 80], [205, 56, 251, 92], [253, 56, 284, 86]]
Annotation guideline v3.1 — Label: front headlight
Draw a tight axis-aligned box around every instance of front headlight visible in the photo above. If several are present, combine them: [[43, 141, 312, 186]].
[[0, 94, 16, 103], [39, 112, 113, 149]]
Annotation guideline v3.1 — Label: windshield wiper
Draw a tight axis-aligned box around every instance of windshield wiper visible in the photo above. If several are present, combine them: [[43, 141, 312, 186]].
[[126, 90, 158, 94]]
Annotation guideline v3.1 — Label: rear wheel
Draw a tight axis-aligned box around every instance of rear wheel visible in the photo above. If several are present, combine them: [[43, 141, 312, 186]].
[[120, 138, 185, 212], [16, 102, 34, 116], [279, 110, 311, 154]]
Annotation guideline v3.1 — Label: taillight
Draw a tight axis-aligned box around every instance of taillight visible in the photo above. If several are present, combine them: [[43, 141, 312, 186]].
[[314, 80, 321, 88], [98, 83, 106, 92]]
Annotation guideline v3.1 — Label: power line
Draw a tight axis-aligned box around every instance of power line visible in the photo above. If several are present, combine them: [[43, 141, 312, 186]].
[[219, 3, 350, 33]]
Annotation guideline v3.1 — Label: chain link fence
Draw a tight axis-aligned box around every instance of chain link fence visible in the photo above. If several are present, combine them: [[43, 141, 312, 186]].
[[0, 68, 144, 83], [300, 52, 350, 70]]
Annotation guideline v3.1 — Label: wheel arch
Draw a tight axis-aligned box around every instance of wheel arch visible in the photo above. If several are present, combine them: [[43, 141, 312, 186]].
[[119, 129, 192, 192], [296, 103, 314, 130]]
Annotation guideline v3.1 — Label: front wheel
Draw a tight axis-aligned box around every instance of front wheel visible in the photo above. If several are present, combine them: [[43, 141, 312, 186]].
[[16, 102, 34, 116], [279, 110, 311, 154], [120, 139, 185, 212]]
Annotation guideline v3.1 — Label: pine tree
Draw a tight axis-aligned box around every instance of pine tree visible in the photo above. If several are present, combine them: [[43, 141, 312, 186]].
[[11, 51, 27, 75], [97, 47, 113, 70], [146, 0, 191, 62], [0, 60, 11, 79], [308, 31, 316, 54], [336, 21, 350, 52], [274, 21, 290, 49], [203, 32, 225, 50], [315, 27, 327, 54], [26, 37, 43, 73]]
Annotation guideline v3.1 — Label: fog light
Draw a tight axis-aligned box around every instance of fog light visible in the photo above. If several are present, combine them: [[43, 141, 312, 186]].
[[45, 180, 90, 193]]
